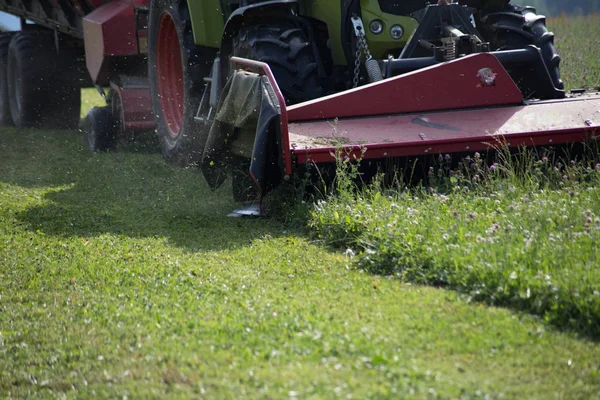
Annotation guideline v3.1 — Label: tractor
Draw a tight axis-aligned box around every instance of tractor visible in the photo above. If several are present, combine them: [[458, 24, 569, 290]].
[[146, 0, 565, 164]]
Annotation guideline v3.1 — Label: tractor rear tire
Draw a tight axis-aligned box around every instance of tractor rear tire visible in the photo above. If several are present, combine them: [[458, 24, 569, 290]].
[[0, 32, 15, 126], [7, 32, 82, 129], [147, 0, 216, 166], [477, 5, 564, 99], [232, 24, 324, 105]]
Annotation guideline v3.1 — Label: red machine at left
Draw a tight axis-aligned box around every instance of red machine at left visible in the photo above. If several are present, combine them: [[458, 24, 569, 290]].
[[0, 0, 154, 149]]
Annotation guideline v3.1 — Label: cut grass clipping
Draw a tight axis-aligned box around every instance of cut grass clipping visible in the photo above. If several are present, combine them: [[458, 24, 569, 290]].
[[310, 146, 600, 337]]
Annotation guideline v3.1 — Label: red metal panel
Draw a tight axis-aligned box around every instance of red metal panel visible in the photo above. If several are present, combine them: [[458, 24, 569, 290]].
[[289, 93, 600, 164], [109, 82, 155, 132], [83, 1, 138, 84], [286, 53, 523, 122]]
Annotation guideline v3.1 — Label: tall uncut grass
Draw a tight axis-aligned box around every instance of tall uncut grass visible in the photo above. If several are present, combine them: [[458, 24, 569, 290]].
[[310, 147, 600, 337]]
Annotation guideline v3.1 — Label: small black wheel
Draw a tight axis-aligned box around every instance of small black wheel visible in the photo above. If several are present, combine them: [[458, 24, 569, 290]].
[[82, 106, 116, 152], [232, 23, 324, 105], [7, 32, 82, 129], [147, 0, 217, 166], [0, 32, 16, 126], [477, 4, 564, 99]]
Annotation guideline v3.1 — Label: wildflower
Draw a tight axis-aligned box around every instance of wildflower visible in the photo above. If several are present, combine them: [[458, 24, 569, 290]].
[[542, 156, 548, 163], [508, 204, 514, 210], [570, 191, 575, 197], [474, 152, 481, 159], [562, 175, 568, 180], [587, 217, 593, 224], [570, 160, 576, 166], [468, 212, 475, 218], [596, 163, 600, 170], [586, 210, 592, 217], [473, 175, 479, 183], [449, 170, 455, 176], [464, 186, 470, 193], [490, 163, 497, 172], [445, 154, 451, 160]]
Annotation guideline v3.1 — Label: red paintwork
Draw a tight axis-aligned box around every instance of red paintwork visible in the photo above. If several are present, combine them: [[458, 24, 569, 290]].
[[287, 53, 523, 122], [157, 12, 184, 138], [229, 56, 600, 174], [289, 94, 600, 163], [109, 82, 155, 132], [83, 1, 138, 84]]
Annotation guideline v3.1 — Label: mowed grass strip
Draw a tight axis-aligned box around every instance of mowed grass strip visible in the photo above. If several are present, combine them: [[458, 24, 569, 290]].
[[2, 128, 600, 398]]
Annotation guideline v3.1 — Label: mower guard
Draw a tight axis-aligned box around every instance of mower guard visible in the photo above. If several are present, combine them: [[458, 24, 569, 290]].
[[231, 54, 600, 176]]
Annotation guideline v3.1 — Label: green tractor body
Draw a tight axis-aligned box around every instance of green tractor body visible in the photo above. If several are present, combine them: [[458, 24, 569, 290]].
[[186, 0, 419, 65]]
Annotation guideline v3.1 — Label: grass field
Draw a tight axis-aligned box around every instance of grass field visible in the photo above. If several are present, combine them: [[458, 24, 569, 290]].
[[1, 14, 600, 399]]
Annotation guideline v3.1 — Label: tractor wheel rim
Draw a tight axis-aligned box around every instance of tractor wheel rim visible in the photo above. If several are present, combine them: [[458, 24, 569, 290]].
[[156, 12, 184, 139]]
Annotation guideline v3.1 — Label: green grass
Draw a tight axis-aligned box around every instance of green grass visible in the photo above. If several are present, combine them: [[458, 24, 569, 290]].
[[2, 127, 600, 398], [550, 14, 600, 90], [1, 14, 600, 400], [310, 151, 600, 336]]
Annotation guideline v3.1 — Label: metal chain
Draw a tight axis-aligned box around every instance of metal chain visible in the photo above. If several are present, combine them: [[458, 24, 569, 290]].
[[353, 31, 372, 88], [359, 33, 372, 60], [353, 44, 361, 88], [351, 16, 376, 88]]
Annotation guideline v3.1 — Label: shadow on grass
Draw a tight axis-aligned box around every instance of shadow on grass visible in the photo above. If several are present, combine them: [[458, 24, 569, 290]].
[[1, 128, 302, 252]]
